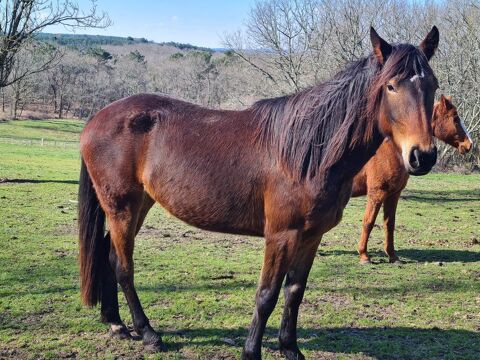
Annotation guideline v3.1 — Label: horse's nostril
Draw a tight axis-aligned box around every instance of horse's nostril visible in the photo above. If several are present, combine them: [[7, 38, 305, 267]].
[[408, 146, 437, 172], [409, 147, 421, 169], [460, 142, 471, 154], [465, 141, 473, 152]]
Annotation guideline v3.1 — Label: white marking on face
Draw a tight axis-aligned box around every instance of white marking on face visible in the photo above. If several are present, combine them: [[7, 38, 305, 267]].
[[410, 70, 425, 82], [459, 118, 473, 144], [401, 142, 410, 170]]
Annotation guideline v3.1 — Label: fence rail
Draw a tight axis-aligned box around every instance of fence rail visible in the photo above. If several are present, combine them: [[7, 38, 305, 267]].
[[0, 136, 79, 148]]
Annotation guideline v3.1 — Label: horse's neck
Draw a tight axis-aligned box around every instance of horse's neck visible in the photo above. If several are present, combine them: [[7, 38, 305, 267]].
[[346, 135, 384, 178], [314, 126, 384, 190]]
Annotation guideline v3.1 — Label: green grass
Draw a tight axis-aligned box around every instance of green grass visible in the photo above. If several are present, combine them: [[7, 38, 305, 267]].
[[0, 120, 479, 359], [0, 119, 84, 142]]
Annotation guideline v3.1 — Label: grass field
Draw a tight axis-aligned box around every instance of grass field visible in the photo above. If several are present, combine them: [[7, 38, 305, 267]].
[[0, 119, 479, 360]]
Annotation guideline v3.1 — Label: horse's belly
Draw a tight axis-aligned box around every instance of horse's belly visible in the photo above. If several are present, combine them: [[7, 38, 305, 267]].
[[143, 165, 264, 236], [159, 195, 263, 236]]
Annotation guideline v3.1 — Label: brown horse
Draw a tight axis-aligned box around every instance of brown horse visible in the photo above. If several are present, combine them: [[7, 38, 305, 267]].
[[78, 27, 440, 359], [353, 95, 473, 264]]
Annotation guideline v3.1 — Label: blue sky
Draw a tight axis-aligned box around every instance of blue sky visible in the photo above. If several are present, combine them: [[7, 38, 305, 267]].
[[46, 0, 256, 48]]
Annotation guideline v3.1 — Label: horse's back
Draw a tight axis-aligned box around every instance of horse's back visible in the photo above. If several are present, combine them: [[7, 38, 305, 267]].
[[81, 93, 249, 161], [81, 93, 266, 236], [80, 94, 191, 190]]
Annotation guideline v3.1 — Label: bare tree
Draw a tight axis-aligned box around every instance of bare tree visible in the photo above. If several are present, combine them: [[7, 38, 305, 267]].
[[224, 0, 479, 169], [224, 0, 330, 94], [0, 0, 110, 88], [3, 0, 478, 170]]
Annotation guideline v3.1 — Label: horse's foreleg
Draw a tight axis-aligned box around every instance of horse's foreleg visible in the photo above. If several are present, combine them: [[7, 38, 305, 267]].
[[100, 232, 131, 339], [108, 207, 165, 352], [242, 230, 301, 360], [278, 238, 320, 360], [358, 194, 383, 264], [383, 191, 401, 263]]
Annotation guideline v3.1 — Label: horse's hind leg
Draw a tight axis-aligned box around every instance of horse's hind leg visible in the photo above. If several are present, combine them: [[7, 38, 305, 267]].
[[100, 231, 131, 339], [101, 193, 155, 339], [358, 193, 384, 264], [383, 191, 401, 263], [135, 193, 155, 235], [107, 192, 164, 351], [279, 238, 320, 360]]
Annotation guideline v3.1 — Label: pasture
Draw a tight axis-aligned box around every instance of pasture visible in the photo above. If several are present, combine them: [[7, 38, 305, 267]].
[[0, 119, 479, 359]]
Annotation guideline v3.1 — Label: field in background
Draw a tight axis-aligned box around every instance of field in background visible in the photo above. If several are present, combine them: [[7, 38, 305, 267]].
[[0, 119, 479, 359]]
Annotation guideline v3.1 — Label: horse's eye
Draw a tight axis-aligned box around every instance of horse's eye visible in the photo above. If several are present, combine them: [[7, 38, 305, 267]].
[[387, 84, 396, 92]]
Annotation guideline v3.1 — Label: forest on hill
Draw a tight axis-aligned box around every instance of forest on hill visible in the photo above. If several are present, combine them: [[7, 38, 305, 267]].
[[37, 33, 214, 52], [1, 0, 479, 170]]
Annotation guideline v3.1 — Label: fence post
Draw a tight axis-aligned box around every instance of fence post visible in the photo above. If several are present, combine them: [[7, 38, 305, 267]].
[[41, 138, 44, 146]]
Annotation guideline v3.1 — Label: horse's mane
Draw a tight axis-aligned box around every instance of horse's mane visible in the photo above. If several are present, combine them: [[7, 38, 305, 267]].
[[252, 44, 432, 180]]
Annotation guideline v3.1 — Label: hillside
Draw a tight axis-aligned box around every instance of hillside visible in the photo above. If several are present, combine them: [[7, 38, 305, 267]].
[[37, 32, 214, 52]]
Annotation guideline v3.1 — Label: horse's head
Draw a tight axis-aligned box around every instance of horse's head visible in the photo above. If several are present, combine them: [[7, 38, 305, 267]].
[[432, 95, 473, 154], [370, 26, 439, 175]]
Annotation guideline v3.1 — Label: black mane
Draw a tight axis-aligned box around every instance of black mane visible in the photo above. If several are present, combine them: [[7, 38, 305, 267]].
[[252, 44, 432, 180]]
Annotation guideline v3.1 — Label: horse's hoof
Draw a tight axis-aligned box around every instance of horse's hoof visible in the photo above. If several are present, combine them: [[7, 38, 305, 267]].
[[241, 350, 261, 360], [281, 347, 305, 360], [144, 341, 167, 352], [144, 338, 167, 352], [143, 330, 166, 352], [359, 258, 372, 265], [109, 323, 132, 340], [389, 257, 403, 264]]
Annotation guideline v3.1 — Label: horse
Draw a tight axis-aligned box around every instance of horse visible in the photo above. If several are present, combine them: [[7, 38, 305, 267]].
[[78, 27, 440, 359], [352, 95, 473, 264]]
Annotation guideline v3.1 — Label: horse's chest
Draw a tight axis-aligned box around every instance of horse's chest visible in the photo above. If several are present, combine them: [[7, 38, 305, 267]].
[[307, 181, 352, 233]]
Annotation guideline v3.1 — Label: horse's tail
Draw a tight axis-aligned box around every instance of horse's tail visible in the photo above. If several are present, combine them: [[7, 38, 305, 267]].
[[78, 157, 106, 307]]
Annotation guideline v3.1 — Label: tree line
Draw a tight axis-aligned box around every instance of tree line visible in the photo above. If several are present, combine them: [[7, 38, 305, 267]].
[[224, 0, 480, 170], [1, 0, 479, 170]]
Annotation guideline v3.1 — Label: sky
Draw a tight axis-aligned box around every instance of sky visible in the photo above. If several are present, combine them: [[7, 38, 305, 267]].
[[46, 0, 257, 48]]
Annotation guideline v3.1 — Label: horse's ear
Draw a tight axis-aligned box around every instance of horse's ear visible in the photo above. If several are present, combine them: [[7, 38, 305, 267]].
[[440, 94, 447, 107], [440, 94, 452, 110], [370, 27, 392, 65], [419, 26, 439, 61]]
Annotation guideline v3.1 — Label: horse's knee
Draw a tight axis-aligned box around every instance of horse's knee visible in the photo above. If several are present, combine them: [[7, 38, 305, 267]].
[[256, 287, 279, 317], [284, 283, 304, 307], [115, 266, 133, 288]]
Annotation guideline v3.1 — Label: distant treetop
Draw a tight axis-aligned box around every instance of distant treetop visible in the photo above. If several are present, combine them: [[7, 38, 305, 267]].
[[37, 33, 214, 53]]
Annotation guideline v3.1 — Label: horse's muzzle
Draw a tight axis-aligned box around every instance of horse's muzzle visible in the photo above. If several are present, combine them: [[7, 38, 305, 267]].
[[408, 146, 437, 176], [459, 139, 473, 154]]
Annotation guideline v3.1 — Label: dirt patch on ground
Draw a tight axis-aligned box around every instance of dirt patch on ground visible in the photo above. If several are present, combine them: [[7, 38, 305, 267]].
[[138, 223, 261, 251], [0, 348, 32, 360], [180, 348, 238, 360], [55, 223, 78, 236], [303, 293, 354, 312]]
